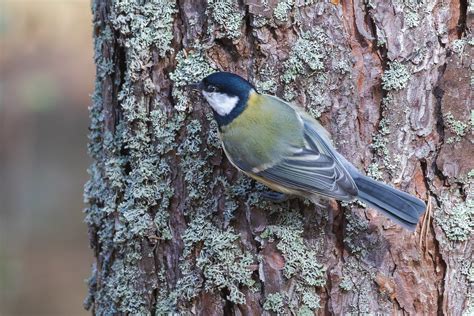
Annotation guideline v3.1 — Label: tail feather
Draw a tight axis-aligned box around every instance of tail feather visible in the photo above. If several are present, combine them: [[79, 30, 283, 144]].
[[353, 175, 426, 231]]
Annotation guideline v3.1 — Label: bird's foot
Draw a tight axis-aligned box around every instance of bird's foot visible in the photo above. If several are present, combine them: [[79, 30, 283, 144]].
[[261, 191, 288, 203]]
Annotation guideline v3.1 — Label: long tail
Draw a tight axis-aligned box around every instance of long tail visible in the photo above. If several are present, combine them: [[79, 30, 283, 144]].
[[352, 174, 426, 231]]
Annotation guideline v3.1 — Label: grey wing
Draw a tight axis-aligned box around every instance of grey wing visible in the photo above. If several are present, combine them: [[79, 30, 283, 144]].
[[257, 119, 358, 201]]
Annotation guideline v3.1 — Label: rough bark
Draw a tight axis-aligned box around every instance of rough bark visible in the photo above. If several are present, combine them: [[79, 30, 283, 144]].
[[84, 0, 473, 315]]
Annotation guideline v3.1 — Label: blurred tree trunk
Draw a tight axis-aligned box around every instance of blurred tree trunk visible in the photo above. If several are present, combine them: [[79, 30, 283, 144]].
[[84, 0, 473, 314]]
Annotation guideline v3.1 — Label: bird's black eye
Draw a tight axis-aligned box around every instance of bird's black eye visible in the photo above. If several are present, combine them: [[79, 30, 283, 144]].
[[207, 85, 217, 93]]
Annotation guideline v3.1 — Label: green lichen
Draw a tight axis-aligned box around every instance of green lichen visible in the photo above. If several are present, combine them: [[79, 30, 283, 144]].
[[304, 74, 331, 118], [369, 95, 404, 176], [461, 260, 474, 283], [263, 292, 285, 313], [301, 291, 321, 309], [181, 216, 255, 304], [98, 255, 151, 313], [334, 59, 352, 75], [404, 10, 420, 28], [367, 162, 384, 181], [155, 291, 177, 314], [343, 211, 370, 256], [371, 119, 390, 162], [273, 0, 317, 22], [255, 64, 278, 94], [469, 169, 474, 179], [340, 256, 376, 314], [452, 39, 466, 55], [112, 0, 176, 59], [260, 210, 326, 313], [297, 0, 318, 5], [150, 109, 182, 154], [274, 0, 294, 21], [381, 61, 410, 91], [154, 152, 258, 309], [296, 305, 313, 316], [283, 86, 297, 101], [284, 281, 323, 314], [84, 0, 179, 313], [261, 211, 326, 286], [436, 200, 474, 242], [339, 275, 354, 291], [169, 49, 215, 111], [444, 112, 470, 144], [401, 0, 425, 30], [207, 0, 243, 39], [93, 24, 115, 80], [465, 294, 474, 316], [436, 174, 474, 243], [151, 47, 261, 310], [279, 29, 337, 120], [282, 30, 329, 84], [468, 36, 474, 46]]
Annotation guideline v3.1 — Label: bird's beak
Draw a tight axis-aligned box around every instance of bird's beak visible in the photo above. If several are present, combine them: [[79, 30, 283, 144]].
[[187, 81, 204, 92]]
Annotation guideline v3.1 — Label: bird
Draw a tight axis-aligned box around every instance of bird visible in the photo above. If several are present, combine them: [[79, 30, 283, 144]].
[[192, 71, 426, 231]]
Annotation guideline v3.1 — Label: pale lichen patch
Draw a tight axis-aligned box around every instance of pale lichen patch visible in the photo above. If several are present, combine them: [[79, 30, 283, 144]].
[[444, 112, 470, 144], [206, 0, 244, 39], [382, 61, 410, 91]]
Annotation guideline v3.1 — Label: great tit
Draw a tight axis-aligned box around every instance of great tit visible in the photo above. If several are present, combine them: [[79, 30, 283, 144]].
[[194, 71, 426, 231]]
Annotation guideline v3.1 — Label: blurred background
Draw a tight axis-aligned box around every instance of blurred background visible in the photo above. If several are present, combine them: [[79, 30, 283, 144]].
[[0, 1, 93, 315]]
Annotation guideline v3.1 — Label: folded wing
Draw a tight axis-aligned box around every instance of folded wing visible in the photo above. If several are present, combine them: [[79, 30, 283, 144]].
[[256, 117, 358, 201]]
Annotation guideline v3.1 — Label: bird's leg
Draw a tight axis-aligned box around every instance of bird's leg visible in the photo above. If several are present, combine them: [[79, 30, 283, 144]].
[[260, 191, 289, 202]]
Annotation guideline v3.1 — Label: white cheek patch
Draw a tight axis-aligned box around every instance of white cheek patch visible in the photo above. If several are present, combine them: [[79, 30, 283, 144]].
[[203, 91, 239, 116]]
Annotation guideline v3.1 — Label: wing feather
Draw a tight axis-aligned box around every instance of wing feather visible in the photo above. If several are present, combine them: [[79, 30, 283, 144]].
[[256, 112, 358, 201]]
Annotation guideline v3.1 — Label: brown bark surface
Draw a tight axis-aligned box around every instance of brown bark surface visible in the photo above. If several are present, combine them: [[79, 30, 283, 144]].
[[85, 0, 473, 314]]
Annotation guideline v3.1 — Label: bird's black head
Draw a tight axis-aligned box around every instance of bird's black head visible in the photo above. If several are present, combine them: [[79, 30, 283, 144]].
[[197, 72, 255, 126]]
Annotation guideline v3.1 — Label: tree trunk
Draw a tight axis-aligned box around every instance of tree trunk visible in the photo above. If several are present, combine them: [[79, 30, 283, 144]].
[[84, 0, 473, 314]]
